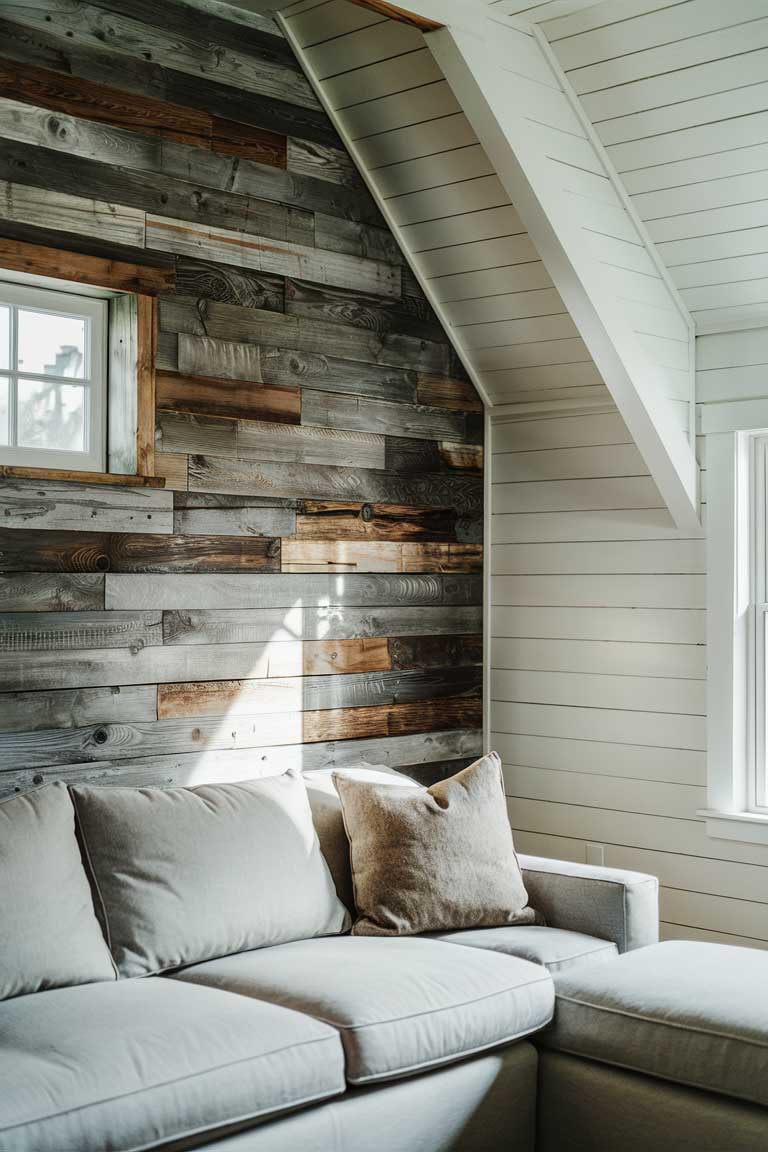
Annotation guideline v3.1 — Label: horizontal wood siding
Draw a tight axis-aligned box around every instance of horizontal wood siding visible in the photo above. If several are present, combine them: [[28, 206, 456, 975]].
[[492, 397, 768, 950], [0, 0, 483, 795]]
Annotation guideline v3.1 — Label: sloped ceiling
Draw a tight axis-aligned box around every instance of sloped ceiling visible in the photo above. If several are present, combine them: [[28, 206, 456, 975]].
[[539, 0, 768, 334]]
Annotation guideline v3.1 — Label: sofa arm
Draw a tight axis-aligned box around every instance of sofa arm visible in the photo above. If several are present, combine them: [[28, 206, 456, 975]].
[[518, 855, 659, 953]]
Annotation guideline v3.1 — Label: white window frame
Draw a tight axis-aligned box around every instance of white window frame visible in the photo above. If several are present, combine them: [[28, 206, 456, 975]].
[[702, 425, 768, 844], [0, 281, 107, 472]]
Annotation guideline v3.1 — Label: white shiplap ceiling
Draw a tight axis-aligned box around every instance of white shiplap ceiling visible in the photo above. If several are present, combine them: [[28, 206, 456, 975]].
[[541, 0, 768, 333]]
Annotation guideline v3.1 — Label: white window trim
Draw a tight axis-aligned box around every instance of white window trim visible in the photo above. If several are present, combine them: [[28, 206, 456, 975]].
[[0, 281, 107, 472], [702, 427, 768, 844]]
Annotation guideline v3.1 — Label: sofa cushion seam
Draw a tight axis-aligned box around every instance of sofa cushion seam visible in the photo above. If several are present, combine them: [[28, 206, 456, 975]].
[[554, 994, 768, 1050]]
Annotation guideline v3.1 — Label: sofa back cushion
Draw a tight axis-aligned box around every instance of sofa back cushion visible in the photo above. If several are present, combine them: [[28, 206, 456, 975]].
[[70, 772, 350, 978], [0, 783, 116, 1000]]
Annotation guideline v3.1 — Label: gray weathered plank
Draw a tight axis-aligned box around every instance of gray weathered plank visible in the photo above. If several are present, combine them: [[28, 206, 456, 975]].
[[285, 277, 447, 344], [175, 334, 263, 383], [0, 728, 483, 795], [260, 346, 417, 403], [163, 297, 452, 373], [157, 412, 238, 458], [108, 294, 139, 475], [287, 136, 364, 188], [0, 179, 146, 247], [106, 572, 482, 610], [0, 611, 162, 652], [0, 479, 174, 533], [174, 257, 284, 312], [301, 390, 471, 442], [163, 604, 483, 644], [0, 575, 104, 612], [0, 684, 155, 732], [188, 456, 483, 517], [237, 419, 386, 469], [172, 492, 297, 537], [147, 215, 401, 298], [314, 212, 402, 265]]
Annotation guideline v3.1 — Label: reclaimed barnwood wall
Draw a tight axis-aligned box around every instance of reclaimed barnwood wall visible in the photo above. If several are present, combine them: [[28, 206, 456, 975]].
[[0, 0, 484, 796]]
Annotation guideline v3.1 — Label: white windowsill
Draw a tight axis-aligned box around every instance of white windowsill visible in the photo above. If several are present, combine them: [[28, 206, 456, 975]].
[[698, 809, 768, 846]]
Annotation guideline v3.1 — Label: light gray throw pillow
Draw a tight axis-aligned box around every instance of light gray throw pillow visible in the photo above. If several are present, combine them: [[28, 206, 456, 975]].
[[70, 773, 351, 978], [0, 782, 116, 1000]]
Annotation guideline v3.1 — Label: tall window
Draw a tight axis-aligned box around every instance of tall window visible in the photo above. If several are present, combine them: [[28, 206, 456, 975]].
[[750, 435, 768, 813], [0, 282, 107, 472]]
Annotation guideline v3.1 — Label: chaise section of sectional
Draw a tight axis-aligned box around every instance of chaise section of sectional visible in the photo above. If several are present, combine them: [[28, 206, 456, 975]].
[[517, 856, 659, 954]]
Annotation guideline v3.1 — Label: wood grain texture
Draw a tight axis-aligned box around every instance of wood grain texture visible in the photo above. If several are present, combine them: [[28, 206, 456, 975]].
[[0, 480, 173, 534], [0, 234, 174, 294], [162, 605, 483, 644], [0, 0, 483, 787], [281, 540, 483, 573], [156, 371, 301, 423], [158, 665, 481, 719], [0, 466, 165, 489]]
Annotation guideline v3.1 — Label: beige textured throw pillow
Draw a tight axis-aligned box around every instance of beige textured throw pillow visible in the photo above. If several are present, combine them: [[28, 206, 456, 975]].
[[333, 752, 538, 936]]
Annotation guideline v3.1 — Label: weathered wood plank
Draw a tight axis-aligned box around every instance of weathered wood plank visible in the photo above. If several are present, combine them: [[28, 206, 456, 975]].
[[0, 611, 161, 652], [0, 684, 156, 732], [260, 346, 417, 404], [0, 480, 173, 533], [237, 419, 386, 469], [172, 492, 297, 538], [287, 137, 363, 187], [314, 212, 402, 265], [0, 179, 145, 247], [156, 370, 301, 424], [163, 296, 451, 373], [388, 634, 482, 670], [161, 141, 382, 228], [173, 257, 284, 312], [136, 293, 156, 477], [188, 457, 483, 517], [106, 572, 482, 610], [0, 139, 289, 238], [0, 528, 279, 572], [0, 728, 483, 795], [162, 604, 483, 645], [0, 466, 165, 489], [385, 437, 483, 473], [0, 234, 174, 295], [5, 0, 320, 111], [157, 666, 482, 718], [0, 575, 103, 612], [108, 294, 139, 476], [295, 500, 460, 542], [285, 277, 448, 345], [157, 412, 239, 458], [416, 373, 483, 412], [174, 334, 264, 383], [301, 390, 471, 442], [0, 698, 483, 769], [146, 216, 401, 298], [154, 452, 189, 491], [281, 540, 483, 573]]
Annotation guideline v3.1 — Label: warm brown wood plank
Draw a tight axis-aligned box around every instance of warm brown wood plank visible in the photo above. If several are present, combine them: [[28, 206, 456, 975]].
[[0, 466, 165, 488], [210, 115, 286, 166], [0, 528, 280, 573], [0, 235, 174, 295], [281, 540, 483, 573], [346, 0, 442, 29], [157, 666, 481, 719], [156, 370, 301, 424], [416, 374, 483, 413], [300, 637, 391, 676], [136, 294, 157, 477], [295, 500, 460, 542], [154, 452, 189, 491]]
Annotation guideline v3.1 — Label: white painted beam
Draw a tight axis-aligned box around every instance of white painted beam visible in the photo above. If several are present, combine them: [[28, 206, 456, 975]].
[[426, 19, 699, 531]]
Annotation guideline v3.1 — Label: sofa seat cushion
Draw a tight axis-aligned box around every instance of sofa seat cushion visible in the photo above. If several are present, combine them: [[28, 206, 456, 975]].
[[0, 976, 345, 1152], [543, 940, 768, 1108], [432, 926, 618, 973], [171, 936, 554, 1086]]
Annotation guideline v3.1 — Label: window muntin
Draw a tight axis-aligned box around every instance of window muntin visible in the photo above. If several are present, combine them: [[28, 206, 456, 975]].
[[0, 282, 106, 471]]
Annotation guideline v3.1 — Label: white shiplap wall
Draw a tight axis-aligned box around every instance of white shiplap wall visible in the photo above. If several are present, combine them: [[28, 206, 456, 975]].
[[543, 0, 768, 333], [281, 0, 611, 413], [491, 402, 768, 951]]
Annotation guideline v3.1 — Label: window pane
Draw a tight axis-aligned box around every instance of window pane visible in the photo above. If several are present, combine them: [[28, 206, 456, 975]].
[[0, 376, 8, 444], [0, 306, 8, 370], [17, 379, 85, 453], [18, 308, 86, 379]]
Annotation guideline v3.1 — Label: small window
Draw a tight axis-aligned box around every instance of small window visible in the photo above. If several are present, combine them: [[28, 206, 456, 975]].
[[0, 282, 107, 472]]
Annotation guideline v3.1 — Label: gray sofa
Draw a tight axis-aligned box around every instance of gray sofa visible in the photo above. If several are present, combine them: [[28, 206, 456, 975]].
[[3, 767, 765, 1152]]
